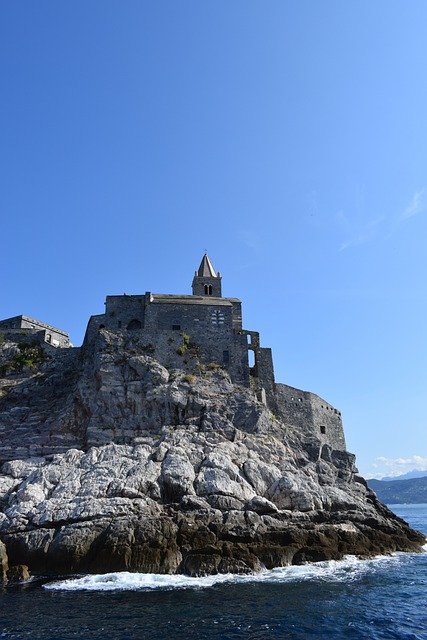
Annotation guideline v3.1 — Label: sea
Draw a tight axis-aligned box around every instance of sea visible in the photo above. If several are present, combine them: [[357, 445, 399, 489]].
[[1, 504, 426, 640]]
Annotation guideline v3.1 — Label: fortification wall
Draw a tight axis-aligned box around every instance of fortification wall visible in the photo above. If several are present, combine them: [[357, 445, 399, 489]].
[[275, 383, 346, 451]]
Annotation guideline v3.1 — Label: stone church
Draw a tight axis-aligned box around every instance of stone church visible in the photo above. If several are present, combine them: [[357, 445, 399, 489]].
[[85, 253, 275, 395], [0, 254, 347, 452]]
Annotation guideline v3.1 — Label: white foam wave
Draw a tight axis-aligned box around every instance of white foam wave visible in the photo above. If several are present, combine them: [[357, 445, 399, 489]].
[[43, 554, 412, 592]]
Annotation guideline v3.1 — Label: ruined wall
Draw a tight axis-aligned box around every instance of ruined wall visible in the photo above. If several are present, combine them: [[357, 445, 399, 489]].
[[257, 347, 275, 400], [274, 383, 346, 451], [240, 330, 275, 404]]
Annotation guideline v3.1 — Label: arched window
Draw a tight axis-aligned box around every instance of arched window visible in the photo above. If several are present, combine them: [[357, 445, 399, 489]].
[[204, 284, 213, 295], [127, 319, 142, 330]]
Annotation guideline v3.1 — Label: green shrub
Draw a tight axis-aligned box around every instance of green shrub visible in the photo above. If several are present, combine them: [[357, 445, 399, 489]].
[[0, 343, 44, 375]]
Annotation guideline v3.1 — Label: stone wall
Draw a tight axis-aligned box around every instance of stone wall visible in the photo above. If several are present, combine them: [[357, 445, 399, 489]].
[[274, 383, 346, 451], [104, 294, 148, 331], [85, 294, 251, 385], [257, 347, 275, 400], [84, 291, 280, 392], [0, 316, 70, 348]]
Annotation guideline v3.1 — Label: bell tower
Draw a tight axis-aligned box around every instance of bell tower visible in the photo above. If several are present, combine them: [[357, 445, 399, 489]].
[[192, 254, 222, 297]]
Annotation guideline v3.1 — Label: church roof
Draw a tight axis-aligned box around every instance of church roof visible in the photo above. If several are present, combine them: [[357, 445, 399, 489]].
[[196, 253, 217, 278], [152, 294, 235, 305]]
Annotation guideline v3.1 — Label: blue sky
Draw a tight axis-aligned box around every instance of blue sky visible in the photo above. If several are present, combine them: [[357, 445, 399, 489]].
[[1, 1, 426, 479]]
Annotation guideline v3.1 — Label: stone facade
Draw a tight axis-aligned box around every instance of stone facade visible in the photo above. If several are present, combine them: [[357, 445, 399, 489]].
[[84, 255, 264, 388], [0, 315, 70, 348], [0, 254, 347, 452], [274, 383, 346, 450], [86, 292, 250, 386], [81, 253, 346, 450]]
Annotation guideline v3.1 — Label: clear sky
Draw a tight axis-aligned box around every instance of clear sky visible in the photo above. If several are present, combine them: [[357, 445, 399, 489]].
[[1, 1, 426, 479]]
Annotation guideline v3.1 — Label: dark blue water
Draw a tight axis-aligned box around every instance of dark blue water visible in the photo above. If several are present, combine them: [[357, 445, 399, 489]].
[[1, 504, 426, 640]]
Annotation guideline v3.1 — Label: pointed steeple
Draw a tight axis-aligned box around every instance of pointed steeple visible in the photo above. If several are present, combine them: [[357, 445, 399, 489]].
[[192, 253, 222, 297], [196, 253, 217, 278]]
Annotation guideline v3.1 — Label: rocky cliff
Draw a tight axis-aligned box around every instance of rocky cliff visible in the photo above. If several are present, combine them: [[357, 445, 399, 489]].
[[0, 329, 424, 580]]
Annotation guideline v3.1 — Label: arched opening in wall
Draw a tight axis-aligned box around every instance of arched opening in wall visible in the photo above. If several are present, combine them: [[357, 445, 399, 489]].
[[248, 350, 255, 368], [204, 284, 213, 295], [99, 325, 105, 330], [127, 319, 142, 330]]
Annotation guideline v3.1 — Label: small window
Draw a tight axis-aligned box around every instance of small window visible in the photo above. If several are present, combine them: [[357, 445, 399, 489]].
[[204, 284, 213, 295], [118, 321, 122, 328], [320, 425, 326, 435], [172, 324, 181, 331], [223, 350, 230, 364]]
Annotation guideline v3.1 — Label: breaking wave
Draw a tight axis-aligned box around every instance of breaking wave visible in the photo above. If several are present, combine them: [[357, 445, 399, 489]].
[[44, 553, 418, 591]]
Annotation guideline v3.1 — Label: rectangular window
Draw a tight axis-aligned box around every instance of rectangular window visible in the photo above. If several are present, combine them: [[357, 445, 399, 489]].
[[172, 324, 181, 331], [223, 350, 230, 364]]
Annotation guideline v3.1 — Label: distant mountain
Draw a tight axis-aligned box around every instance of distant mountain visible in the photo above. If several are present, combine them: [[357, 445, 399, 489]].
[[367, 476, 427, 505], [381, 470, 427, 482]]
